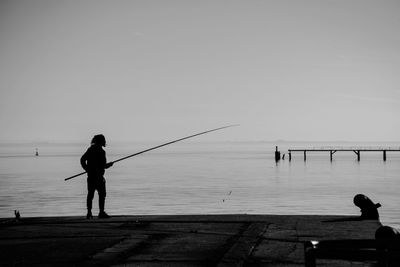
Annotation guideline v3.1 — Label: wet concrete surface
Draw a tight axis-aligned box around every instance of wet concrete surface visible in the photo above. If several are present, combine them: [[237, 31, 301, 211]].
[[0, 214, 380, 266]]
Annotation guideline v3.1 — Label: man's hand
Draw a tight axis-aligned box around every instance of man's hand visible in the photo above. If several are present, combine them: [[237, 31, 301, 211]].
[[105, 162, 114, 169]]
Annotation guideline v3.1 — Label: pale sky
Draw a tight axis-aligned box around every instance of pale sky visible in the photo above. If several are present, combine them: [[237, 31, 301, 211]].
[[1, 0, 399, 143]]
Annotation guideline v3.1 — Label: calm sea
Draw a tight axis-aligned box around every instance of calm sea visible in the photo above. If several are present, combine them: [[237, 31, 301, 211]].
[[1, 141, 399, 229]]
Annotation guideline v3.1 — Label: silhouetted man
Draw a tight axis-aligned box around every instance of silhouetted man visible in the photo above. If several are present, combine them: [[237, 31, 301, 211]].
[[322, 194, 381, 223], [81, 134, 113, 219], [353, 194, 381, 220]]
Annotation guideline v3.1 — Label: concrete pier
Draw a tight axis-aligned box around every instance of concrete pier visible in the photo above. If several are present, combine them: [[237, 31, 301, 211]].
[[0, 214, 380, 266]]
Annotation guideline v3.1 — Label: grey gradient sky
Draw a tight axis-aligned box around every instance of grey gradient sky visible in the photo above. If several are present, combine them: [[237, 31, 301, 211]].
[[1, 0, 399, 142]]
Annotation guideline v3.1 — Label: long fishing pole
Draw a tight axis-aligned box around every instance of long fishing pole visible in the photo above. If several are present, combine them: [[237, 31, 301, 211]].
[[65, 125, 238, 181]]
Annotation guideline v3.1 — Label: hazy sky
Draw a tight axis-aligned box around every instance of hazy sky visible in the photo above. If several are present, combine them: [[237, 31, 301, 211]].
[[1, 0, 399, 142]]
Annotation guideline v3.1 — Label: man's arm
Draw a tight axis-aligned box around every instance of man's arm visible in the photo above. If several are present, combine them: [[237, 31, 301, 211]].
[[105, 162, 113, 169], [80, 151, 88, 171]]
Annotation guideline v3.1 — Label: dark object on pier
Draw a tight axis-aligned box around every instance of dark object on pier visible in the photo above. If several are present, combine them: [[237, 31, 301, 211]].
[[376, 225, 400, 238], [304, 226, 400, 267], [322, 194, 381, 223], [376, 226, 400, 249], [275, 146, 281, 162], [376, 226, 400, 267], [354, 194, 381, 220], [304, 239, 377, 267], [35, 148, 39, 156], [14, 210, 20, 221], [376, 225, 400, 244]]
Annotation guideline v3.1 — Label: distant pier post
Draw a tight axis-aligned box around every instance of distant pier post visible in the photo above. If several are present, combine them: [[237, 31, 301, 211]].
[[275, 146, 281, 162], [383, 150, 387, 161], [303, 151, 306, 161], [288, 151, 292, 161], [353, 150, 360, 161], [329, 150, 336, 162]]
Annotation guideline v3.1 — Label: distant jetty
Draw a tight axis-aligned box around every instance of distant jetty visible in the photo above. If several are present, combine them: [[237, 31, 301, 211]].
[[287, 147, 400, 161]]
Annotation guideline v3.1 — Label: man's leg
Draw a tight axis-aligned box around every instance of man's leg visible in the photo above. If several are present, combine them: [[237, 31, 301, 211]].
[[98, 178, 110, 218], [86, 179, 95, 219]]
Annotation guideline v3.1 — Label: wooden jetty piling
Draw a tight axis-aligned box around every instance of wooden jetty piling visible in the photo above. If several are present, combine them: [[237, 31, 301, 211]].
[[330, 150, 336, 161], [275, 146, 281, 162], [355, 150, 360, 161], [288, 147, 400, 162]]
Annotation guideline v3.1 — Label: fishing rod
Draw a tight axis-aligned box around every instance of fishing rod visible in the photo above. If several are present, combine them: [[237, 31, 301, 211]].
[[65, 125, 238, 181]]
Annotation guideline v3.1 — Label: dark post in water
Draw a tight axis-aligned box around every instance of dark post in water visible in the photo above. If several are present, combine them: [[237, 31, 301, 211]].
[[275, 146, 281, 162]]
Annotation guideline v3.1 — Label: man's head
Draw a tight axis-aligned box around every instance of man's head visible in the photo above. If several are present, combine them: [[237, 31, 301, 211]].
[[353, 194, 368, 208], [91, 134, 106, 147]]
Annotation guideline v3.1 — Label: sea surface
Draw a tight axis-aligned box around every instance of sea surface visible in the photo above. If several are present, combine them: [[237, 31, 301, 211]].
[[0, 141, 399, 229]]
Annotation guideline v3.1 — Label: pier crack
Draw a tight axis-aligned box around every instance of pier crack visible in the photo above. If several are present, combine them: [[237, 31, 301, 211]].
[[217, 222, 268, 267]]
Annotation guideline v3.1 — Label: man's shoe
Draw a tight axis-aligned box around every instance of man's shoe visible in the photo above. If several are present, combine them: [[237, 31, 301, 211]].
[[86, 211, 93, 219], [98, 211, 110, 219]]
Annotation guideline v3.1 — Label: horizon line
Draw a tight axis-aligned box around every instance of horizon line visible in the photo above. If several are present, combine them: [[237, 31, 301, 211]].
[[1, 139, 400, 145]]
